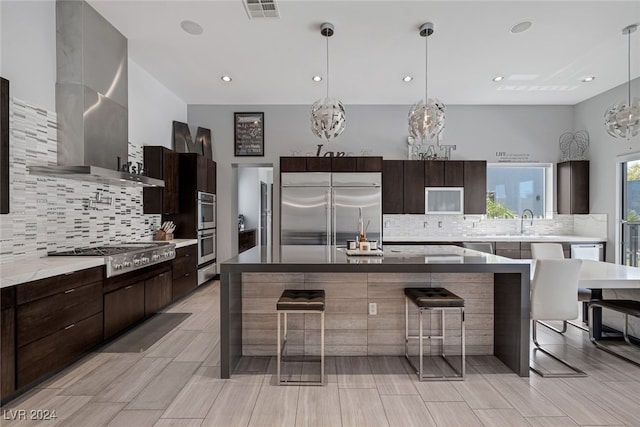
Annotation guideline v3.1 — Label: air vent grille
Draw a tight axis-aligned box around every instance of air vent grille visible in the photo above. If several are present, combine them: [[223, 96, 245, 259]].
[[243, 0, 280, 18]]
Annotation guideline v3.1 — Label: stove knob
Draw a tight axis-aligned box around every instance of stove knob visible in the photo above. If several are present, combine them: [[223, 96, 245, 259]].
[[134, 259, 140, 266], [114, 263, 123, 270], [123, 261, 132, 268], [169, 250, 175, 257], [142, 257, 149, 264], [163, 251, 170, 258], [152, 254, 160, 261]]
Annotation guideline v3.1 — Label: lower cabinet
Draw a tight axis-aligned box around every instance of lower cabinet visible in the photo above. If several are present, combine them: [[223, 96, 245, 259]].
[[1, 287, 16, 399], [104, 281, 145, 339], [145, 270, 172, 316], [17, 313, 102, 389], [172, 245, 197, 301], [14, 266, 104, 391]]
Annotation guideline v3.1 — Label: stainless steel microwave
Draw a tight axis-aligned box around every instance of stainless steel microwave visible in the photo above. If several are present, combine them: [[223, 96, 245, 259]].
[[424, 187, 464, 214]]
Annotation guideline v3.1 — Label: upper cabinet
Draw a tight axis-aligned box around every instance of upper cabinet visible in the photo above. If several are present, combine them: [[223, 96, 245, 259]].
[[424, 160, 464, 187], [382, 160, 487, 215], [557, 160, 589, 214], [463, 161, 487, 214], [143, 146, 179, 215], [280, 156, 382, 173]]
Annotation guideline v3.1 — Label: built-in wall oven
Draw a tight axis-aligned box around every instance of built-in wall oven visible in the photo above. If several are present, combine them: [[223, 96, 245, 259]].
[[197, 227, 216, 285], [197, 191, 216, 230]]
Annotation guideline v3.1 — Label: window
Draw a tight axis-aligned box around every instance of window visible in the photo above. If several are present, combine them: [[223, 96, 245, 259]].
[[486, 164, 550, 218]]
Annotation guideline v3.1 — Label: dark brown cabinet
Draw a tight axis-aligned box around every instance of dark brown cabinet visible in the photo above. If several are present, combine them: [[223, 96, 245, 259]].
[[1, 287, 16, 399], [403, 160, 425, 214], [14, 266, 104, 390], [206, 159, 216, 194], [172, 245, 197, 301], [144, 270, 172, 316], [239, 229, 257, 253], [143, 146, 179, 215], [280, 156, 382, 173], [424, 160, 464, 187], [557, 160, 589, 214], [104, 280, 145, 339], [382, 160, 403, 214], [463, 160, 487, 214]]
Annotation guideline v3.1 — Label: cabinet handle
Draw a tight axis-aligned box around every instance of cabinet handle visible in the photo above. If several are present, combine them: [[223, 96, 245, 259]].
[[185, 254, 190, 257], [64, 288, 75, 294], [185, 273, 190, 277], [64, 324, 75, 330], [64, 272, 74, 276], [125, 285, 133, 290]]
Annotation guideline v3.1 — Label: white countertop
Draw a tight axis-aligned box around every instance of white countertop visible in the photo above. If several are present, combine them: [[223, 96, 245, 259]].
[[0, 239, 196, 288], [383, 235, 606, 243]]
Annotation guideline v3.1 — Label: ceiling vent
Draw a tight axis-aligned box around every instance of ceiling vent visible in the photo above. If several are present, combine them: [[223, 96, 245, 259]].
[[243, 0, 279, 19]]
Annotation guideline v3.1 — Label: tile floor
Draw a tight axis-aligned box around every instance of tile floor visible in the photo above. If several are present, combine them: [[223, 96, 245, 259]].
[[3, 281, 640, 427]]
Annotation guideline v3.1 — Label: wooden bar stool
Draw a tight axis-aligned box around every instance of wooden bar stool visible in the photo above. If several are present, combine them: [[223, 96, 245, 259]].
[[276, 289, 325, 385], [404, 287, 465, 381]]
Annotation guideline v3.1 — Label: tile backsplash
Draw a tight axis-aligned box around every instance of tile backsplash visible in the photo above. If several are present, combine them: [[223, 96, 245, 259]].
[[0, 97, 161, 264], [383, 213, 607, 240]]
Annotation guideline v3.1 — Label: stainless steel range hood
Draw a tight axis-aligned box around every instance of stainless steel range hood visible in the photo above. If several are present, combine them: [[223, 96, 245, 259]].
[[28, 0, 163, 188]]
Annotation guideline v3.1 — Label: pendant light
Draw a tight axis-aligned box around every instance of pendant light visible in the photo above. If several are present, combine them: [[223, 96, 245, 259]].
[[604, 24, 639, 140], [408, 22, 445, 142], [311, 22, 346, 141]]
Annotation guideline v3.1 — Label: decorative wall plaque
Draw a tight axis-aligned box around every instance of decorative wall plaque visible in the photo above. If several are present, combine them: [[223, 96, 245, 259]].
[[234, 112, 264, 156]]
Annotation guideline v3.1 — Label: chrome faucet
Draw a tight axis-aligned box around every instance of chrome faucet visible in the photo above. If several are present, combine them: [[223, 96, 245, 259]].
[[520, 209, 534, 234]]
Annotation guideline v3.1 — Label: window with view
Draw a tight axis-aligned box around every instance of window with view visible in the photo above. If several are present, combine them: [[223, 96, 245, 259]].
[[486, 165, 547, 218]]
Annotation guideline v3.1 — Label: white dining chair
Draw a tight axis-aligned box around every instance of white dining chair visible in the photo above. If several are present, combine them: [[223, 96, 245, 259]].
[[530, 243, 590, 332], [530, 258, 586, 377]]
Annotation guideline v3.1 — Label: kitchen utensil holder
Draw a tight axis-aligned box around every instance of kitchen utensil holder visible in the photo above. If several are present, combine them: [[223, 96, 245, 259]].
[[154, 230, 174, 241]]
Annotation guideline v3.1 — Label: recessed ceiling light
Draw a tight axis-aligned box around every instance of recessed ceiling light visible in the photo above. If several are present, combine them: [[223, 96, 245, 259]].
[[510, 21, 533, 34], [221, 75, 232, 82], [402, 76, 413, 82], [180, 20, 203, 35], [312, 76, 322, 82], [493, 76, 504, 82], [582, 76, 596, 82]]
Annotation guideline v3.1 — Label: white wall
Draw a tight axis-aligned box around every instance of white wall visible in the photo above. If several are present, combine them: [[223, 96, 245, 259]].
[[188, 104, 573, 264], [574, 77, 640, 262], [0, 0, 56, 110], [128, 59, 187, 148], [237, 167, 260, 231]]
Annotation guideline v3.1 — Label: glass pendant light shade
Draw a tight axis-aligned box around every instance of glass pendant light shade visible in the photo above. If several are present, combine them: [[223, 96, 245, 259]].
[[311, 22, 346, 141], [311, 97, 346, 140], [605, 24, 639, 140], [408, 98, 445, 141], [409, 22, 445, 142]]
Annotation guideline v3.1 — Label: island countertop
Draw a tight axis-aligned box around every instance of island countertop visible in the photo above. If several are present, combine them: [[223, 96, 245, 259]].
[[222, 244, 529, 271]]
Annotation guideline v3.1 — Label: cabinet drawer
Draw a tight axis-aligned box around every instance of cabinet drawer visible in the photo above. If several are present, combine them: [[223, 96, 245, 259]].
[[17, 266, 103, 304], [17, 312, 102, 389], [172, 272, 197, 301], [173, 246, 197, 278], [1, 306, 16, 399], [496, 249, 521, 259], [104, 281, 145, 339], [495, 241, 520, 250], [17, 281, 102, 347]]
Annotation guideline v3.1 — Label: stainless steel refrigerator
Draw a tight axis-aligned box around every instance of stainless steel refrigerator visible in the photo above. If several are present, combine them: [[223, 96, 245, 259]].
[[280, 172, 382, 246]]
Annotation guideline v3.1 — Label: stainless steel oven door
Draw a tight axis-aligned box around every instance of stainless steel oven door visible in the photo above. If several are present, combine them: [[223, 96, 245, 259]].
[[197, 192, 216, 230], [198, 228, 216, 265]]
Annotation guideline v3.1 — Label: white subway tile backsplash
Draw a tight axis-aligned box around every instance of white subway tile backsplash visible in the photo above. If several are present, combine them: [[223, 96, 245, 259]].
[[0, 97, 161, 264]]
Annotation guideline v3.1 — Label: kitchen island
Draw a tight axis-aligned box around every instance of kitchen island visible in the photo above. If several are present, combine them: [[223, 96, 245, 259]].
[[220, 245, 531, 378]]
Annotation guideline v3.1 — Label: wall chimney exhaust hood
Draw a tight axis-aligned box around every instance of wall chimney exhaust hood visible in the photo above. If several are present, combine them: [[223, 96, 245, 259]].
[[28, 0, 163, 188]]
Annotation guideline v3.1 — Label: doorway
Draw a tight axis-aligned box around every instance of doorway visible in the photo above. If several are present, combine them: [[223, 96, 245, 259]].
[[236, 165, 273, 254], [620, 159, 640, 266]]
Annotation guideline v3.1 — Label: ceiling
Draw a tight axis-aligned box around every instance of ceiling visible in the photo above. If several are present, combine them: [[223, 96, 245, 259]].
[[87, 0, 640, 106]]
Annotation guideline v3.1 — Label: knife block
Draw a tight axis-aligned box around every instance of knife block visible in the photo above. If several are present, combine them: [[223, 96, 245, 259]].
[[154, 230, 174, 241]]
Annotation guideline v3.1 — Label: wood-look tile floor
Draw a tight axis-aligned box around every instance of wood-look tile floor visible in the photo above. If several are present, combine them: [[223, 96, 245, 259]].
[[3, 281, 640, 426]]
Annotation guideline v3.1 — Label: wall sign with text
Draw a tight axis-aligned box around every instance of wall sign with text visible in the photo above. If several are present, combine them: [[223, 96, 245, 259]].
[[234, 112, 264, 156]]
